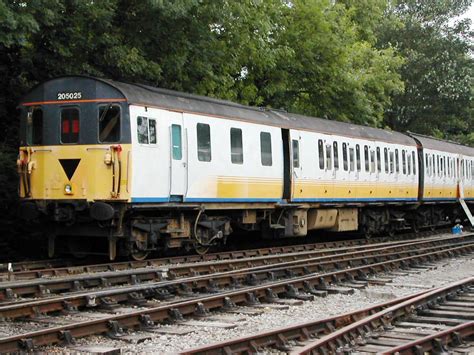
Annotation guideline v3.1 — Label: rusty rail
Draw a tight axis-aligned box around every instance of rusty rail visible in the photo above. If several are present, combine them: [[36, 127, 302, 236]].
[[0, 229, 446, 279], [0, 235, 468, 301], [0, 238, 472, 352]]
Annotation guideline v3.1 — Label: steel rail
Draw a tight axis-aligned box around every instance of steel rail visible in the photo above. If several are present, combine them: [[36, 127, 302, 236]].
[[0, 237, 469, 320], [181, 278, 473, 355], [0, 229, 445, 280], [179, 291, 432, 355], [382, 321, 474, 354], [0, 235, 468, 301], [0, 238, 372, 277], [0, 242, 471, 352], [0, 237, 419, 282], [294, 277, 474, 354]]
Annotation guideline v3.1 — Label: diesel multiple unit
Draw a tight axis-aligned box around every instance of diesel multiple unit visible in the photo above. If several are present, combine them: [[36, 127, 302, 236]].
[[17, 76, 474, 259]]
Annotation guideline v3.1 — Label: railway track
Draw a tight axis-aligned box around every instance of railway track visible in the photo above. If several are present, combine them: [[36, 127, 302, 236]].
[[182, 277, 474, 354], [0, 234, 469, 318], [0, 234, 467, 302], [0, 229, 445, 281], [0, 229, 446, 279], [0, 233, 472, 352]]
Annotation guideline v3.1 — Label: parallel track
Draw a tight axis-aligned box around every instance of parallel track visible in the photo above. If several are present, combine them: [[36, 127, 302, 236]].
[[0, 229, 444, 279], [0, 235, 457, 300], [0, 235, 469, 319], [0, 233, 472, 352], [182, 277, 474, 354]]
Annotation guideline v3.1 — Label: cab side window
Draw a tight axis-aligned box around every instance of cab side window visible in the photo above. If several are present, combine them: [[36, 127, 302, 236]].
[[61, 108, 79, 144], [137, 116, 157, 145], [99, 105, 121, 143], [26, 107, 43, 145], [137, 116, 149, 144]]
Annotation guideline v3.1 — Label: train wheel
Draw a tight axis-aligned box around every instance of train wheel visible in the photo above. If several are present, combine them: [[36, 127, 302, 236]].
[[130, 229, 150, 260], [131, 250, 149, 261], [194, 244, 210, 255]]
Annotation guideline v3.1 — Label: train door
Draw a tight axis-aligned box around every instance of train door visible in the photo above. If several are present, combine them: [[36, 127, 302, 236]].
[[169, 113, 188, 199], [291, 132, 302, 200], [281, 129, 291, 201], [457, 156, 464, 198]]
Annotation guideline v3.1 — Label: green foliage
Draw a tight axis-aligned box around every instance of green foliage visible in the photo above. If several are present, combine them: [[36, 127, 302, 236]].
[[378, 0, 474, 142], [255, 0, 404, 127]]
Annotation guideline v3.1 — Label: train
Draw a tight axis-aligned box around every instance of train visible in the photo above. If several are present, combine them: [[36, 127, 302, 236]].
[[17, 76, 474, 260]]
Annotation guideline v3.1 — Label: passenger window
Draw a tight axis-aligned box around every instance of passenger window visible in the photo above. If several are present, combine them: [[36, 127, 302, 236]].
[[137, 117, 149, 144], [343, 143, 348, 171], [326, 144, 332, 170], [172, 124, 182, 160], [390, 151, 394, 174], [292, 139, 299, 168], [384, 148, 389, 173], [26, 107, 43, 145], [231, 128, 243, 164], [412, 151, 416, 175], [61, 108, 80, 144], [407, 154, 411, 175], [260, 132, 272, 166], [425, 155, 429, 176], [99, 105, 121, 143], [333, 142, 339, 170], [370, 150, 375, 173], [318, 139, 324, 169], [395, 149, 399, 173], [402, 150, 407, 175], [377, 147, 381, 172], [356, 144, 361, 172], [349, 147, 355, 172], [197, 123, 212, 162], [364, 146, 369, 172]]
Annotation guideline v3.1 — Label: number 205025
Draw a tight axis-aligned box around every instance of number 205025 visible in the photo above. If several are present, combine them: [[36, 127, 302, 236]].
[[57, 92, 82, 100]]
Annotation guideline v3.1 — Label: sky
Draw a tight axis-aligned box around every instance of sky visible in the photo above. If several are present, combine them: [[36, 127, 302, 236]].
[[464, 3, 474, 22]]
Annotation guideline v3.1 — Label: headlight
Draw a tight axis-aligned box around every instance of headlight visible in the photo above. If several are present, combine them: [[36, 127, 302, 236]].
[[64, 184, 73, 194]]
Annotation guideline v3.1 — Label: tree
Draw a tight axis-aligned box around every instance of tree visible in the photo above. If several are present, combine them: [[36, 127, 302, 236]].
[[378, 0, 474, 144], [253, 0, 404, 127]]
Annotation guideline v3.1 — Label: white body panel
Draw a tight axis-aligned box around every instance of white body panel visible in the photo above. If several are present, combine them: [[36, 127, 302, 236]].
[[129, 105, 283, 202], [290, 129, 418, 202]]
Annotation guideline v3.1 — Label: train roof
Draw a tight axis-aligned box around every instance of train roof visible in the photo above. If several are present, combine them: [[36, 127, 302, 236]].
[[409, 133, 474, 157], [102, 77, 417, 146], [21, 75, 473, 153]]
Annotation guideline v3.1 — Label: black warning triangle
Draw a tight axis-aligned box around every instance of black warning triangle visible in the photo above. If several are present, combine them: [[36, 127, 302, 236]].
[[59, 159, 80, 180]]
